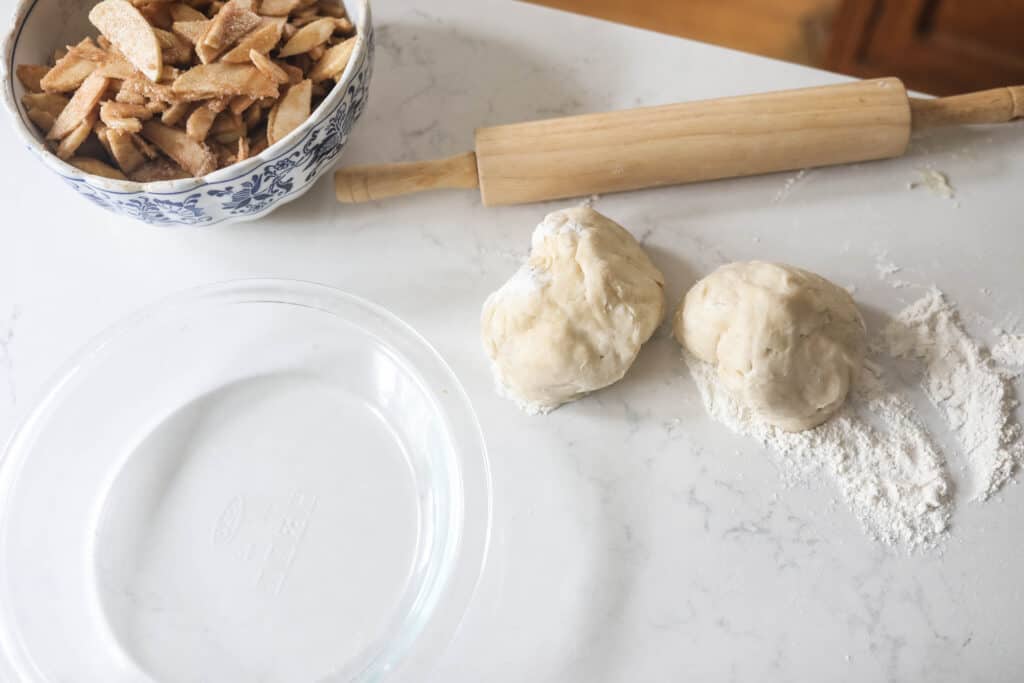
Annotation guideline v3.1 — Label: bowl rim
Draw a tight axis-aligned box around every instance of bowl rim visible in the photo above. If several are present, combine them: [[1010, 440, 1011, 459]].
[[0, 0, 371, 195]]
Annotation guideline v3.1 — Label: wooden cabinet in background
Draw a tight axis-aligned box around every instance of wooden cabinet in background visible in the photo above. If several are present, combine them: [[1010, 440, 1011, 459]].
[[826, 0, 1024, 95]]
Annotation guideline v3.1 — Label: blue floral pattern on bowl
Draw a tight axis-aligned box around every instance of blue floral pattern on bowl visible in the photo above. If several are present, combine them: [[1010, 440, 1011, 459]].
[[61, 185, 212, 225], [2, 0, 373, 227], [206, 70, 369, 218]]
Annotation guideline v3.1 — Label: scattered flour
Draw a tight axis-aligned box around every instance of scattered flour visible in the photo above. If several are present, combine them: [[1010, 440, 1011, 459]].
[[773, 169, 809, 203], [993, 331, 1024, 368], [910, 169, 955, 199], [874, 252, 916, 289], [685, 354, 951, 549], [881, 289, 1023, 500], [875, 253, 902, 279]]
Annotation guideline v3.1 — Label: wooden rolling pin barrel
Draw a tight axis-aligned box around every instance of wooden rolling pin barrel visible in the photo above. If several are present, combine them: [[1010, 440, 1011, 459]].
[[334, 78, 1024, 206]]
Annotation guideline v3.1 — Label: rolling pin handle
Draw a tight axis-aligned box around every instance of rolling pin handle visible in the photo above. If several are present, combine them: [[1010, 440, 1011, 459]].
[[334, 151, 479, 203], [909, 85, 1024, 129]]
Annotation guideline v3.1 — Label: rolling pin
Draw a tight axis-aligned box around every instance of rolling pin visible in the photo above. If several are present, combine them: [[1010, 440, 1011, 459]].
[[335, 78, 1024, 206]]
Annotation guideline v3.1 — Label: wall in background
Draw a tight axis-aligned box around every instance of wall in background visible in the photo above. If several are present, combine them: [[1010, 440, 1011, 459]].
[[526, 0, 1024, 95], [826, 0, 1024, 95], [525, 0, 840, 67]]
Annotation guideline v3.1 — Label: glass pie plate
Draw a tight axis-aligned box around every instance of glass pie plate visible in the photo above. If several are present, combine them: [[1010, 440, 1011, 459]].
[[0, 279, 491, 682]]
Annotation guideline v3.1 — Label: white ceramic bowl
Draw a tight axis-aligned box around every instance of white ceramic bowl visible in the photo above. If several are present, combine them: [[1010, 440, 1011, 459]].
[[1, 0, 373, 226]]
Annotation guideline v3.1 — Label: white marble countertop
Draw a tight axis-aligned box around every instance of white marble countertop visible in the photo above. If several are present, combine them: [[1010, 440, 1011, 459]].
[[3, 0, 1024, 680]]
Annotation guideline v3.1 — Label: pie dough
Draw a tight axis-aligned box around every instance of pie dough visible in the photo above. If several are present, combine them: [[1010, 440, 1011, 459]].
[[481, 206, 666, 413], [675, 261, 866, 431]]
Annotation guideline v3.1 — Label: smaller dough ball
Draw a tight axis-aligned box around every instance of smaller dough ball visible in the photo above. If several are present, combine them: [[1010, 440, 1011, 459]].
[[675, 261, 866, 432], [481, 206, 666, 413]]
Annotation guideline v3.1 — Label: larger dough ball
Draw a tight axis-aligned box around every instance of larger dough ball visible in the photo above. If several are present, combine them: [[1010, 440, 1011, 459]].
[[481, 206, 666, 413], [675, 261, 866, 432]]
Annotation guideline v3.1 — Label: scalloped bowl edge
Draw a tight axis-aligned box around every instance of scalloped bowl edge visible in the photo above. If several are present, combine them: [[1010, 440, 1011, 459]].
[[0, 0, 372, 226]]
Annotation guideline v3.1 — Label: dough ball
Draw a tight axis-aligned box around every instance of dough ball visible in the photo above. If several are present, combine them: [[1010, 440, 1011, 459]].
[[675, 261, 866, 432], [481, 206, 666, 413]]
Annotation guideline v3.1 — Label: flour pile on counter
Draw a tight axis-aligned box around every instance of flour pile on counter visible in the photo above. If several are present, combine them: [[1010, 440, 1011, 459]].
[[686, 354, 951, 549], [993, 331, 1024, 368], [881, 289, 1024, 500], [686, 287, 1024, 549]]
